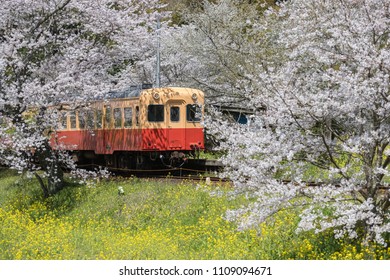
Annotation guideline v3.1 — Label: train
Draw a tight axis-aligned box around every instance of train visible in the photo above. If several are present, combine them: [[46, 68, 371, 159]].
[[50, 85, 205, 169]]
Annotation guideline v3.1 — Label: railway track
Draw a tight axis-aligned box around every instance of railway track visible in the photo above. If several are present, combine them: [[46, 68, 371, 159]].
[[1, 158, 226, 181], [4, 162, 389, 189], [76, 158, 226, 180]]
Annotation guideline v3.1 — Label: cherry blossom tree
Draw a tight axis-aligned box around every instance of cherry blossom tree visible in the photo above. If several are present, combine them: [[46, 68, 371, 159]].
[[159, 0, 278, 106], [208, 0, 390, 245], [0, 0, 163, 196]]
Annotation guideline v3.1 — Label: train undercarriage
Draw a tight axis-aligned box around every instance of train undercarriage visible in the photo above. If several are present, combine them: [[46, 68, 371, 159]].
[[71, 149, 201, 171]]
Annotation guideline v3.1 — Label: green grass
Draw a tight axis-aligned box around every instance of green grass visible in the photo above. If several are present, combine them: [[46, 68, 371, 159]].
[[198, 150, 224, 160], [0, 169, 389, 260]]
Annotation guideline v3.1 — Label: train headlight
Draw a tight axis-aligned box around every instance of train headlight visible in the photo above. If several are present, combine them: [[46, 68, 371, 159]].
[[191, 93, 197, 101], [153, 93, 160, 100]]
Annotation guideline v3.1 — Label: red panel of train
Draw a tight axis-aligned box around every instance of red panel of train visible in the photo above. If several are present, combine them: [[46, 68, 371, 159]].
[[50, 86, 205, 169]]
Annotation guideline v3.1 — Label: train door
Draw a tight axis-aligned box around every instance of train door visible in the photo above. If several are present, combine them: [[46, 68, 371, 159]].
[[94, 106, 105, 155], [185, 103, 203, 150], [95, 104, 112, 156], [104, 105, 113, 153], [167, 101, 185, 149]]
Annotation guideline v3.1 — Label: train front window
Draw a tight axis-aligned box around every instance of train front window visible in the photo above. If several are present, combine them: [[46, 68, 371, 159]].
[[186, 104, 202, 122], [170, 106, 180, 122], [147, 105, 164, 122]]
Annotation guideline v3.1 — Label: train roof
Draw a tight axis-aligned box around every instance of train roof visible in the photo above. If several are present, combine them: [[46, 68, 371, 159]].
[[105, 84, 153, 99], [46, 85, 204, 111], [103, 86, 204, 101]]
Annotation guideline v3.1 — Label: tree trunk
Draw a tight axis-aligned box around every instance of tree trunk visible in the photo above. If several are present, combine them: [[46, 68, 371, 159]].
[[35, 140, 65, 197], [47, 157, 64, 195], [34, 172, 49, 198]]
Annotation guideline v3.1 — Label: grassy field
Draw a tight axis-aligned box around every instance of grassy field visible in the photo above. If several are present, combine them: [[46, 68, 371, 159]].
[[0, 169, 389, 260]]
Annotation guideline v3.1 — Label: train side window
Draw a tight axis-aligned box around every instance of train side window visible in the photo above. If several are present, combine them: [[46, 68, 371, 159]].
[[170, 106, 180, 122], [147, 105, 164, 122], [96, 109, 103, 129], [69, 112, 77, 129], [186, 104, 202, 122], [61, 112, 68, 129], [86, 110, 94, 129], [78, 110, 86, 129], [105, 106, 112, 129], [114, 108, 122, 128], [135, 106, 139, 126], [124, 107, 133, 128]]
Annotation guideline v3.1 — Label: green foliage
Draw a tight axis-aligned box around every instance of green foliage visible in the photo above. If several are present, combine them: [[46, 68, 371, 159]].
[[0, 171, 389, 259], [163, 0, 277, 25]]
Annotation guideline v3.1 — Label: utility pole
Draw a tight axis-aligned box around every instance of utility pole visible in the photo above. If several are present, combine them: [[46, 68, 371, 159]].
[[155, 16, 161, 88]]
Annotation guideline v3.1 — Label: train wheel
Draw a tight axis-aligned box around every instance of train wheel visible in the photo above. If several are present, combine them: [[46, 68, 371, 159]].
[[104, 155, 115, 168], [169, 151, 187, 168], [136, 154, 144, 170], [118, 154, 130, 170]]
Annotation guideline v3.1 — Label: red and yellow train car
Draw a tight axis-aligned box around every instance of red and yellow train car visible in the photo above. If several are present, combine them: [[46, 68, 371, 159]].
[[50, 86, 205, 169]]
